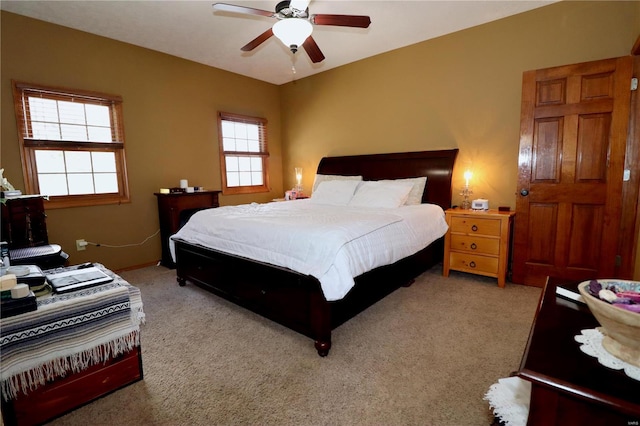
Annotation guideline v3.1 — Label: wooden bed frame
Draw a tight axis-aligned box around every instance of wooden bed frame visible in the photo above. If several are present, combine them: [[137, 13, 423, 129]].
[[174, 149, 458, 356]]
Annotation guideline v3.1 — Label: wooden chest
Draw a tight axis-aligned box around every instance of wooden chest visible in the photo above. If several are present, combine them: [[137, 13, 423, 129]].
[[1, 347, 142, 426]]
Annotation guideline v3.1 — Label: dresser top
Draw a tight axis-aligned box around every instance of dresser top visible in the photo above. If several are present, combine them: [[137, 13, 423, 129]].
[[154, 190, 221, 197]]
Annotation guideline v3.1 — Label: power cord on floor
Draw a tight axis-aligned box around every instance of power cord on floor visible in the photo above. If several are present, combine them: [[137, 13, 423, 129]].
[[86, 229, 160, 248]]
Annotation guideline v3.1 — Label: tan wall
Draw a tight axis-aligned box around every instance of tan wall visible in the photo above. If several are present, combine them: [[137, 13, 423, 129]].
[[1, 12, 282, 271], [280, 1, 639, 209]]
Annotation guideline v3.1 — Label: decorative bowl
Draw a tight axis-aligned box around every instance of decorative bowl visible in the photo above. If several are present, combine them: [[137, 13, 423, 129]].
[[578, 280, 640, 367]]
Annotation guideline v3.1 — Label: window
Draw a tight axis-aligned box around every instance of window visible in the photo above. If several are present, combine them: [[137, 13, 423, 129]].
[[12, 81, 130, 208], [218, 112, 270, 195]]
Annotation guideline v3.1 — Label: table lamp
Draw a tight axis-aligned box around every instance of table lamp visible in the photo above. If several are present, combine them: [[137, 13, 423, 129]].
[[461, 170, 473, 209]]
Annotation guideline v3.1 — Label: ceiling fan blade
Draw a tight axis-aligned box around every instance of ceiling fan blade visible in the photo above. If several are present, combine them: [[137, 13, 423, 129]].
[[302, 36, 325, 63], [241, 28, 274, 52], [213, 3, 275, 18], [310, 14, 371, 28]]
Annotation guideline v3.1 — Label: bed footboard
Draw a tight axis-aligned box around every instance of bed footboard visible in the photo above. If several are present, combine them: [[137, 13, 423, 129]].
[[174, 239, 333, 356]]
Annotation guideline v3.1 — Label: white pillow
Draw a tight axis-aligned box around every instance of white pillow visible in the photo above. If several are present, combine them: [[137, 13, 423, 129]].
[[312, 174, 363, 193], [348, 180, 414, 208], [377, 177, 427, 205], [310, 180, 361, 206]]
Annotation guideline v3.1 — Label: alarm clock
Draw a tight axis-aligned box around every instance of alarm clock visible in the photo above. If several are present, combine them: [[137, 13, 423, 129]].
[[471, 199, 489, 210]]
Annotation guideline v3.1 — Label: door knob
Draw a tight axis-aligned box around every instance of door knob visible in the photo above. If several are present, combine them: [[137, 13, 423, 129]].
[[520, 189, 529, 196]]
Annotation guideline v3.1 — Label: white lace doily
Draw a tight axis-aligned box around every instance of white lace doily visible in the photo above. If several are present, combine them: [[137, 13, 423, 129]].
[[484, 376, 531, 426], [574, 328, 640, 381]]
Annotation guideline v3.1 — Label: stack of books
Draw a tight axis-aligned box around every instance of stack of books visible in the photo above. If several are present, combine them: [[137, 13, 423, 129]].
[[1, 292, 37, 318]]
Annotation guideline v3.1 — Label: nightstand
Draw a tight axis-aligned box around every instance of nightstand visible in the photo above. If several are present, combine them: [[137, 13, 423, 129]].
[[154, 191, 220, 268], [443, 208, 515, 287]]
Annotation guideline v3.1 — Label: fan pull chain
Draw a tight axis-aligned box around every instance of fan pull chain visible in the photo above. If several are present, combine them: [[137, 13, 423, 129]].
[[290, 56, 297, 82]]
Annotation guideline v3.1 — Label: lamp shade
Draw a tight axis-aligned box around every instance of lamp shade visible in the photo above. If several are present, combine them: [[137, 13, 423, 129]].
[[295, 167, 302, 185], [273, 18, 313, 49]]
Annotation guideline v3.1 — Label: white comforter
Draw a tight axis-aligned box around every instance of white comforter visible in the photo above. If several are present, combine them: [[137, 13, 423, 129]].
[[170, 200, 448, 301]]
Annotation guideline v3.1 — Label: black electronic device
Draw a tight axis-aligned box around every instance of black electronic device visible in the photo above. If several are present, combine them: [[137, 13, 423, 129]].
[[46, 267, 113, 294]]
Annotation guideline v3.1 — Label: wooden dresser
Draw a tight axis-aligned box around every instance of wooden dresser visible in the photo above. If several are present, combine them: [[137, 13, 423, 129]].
[[443, 208, 515, 287], [154, 191, 220, 268]]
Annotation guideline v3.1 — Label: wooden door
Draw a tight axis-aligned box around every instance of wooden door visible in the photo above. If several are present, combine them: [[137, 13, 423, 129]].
[[512, 56, 633, 286]]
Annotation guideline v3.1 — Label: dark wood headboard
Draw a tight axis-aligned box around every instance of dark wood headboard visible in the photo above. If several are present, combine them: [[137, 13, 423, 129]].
[[316, 149, 459, 210]]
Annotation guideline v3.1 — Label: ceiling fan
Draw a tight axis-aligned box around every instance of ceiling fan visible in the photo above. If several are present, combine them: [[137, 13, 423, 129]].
[[212, 0, 371, 63]]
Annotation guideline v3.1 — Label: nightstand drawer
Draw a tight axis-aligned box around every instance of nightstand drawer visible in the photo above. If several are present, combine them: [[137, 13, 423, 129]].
[[449, 252, 499, 275], [450, 235, 500, 255], [450, 216, 501, 236]]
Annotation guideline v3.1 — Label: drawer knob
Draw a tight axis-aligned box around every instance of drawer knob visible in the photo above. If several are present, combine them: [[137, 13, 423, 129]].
[[471, 225, 478, 232], [261, 289, 266, 295], [470, 243, 477, 250], [469, 261, 476, 268]]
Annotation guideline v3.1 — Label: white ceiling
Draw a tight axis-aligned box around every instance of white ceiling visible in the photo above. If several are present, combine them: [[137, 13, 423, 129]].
[[1, 0, 555, 86]]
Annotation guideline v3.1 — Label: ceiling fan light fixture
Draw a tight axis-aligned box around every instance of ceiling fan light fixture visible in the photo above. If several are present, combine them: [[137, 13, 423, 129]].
[[273, 18, 312, 53]]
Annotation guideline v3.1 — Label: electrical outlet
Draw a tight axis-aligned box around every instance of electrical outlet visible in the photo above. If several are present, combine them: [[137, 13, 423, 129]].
[[76, 239, 87, 251]]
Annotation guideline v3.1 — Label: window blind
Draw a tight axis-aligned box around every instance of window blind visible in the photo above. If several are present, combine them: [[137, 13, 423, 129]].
[[218, 112, 268, 155], [14, 82, 124, 144]]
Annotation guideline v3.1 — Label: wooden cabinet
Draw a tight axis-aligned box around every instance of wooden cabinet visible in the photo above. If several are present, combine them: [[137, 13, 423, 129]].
[[1, 196, 48, 248], [443, 208, 515, 287], [154, 191, 220, 268]]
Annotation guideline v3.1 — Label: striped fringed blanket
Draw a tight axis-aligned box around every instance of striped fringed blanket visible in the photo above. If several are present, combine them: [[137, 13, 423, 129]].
[[0, 264, 145, 401]]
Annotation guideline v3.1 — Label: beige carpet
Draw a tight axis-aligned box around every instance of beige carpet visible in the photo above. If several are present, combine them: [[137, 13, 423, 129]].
[[49, 264, 540, 426]]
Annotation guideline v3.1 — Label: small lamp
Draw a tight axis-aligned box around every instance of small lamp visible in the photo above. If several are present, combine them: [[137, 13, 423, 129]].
[[295, 167, 303, 194], [460, 170, 473, 209]]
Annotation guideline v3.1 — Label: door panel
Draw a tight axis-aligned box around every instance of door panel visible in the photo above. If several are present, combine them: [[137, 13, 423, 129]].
[[512, 56, 633, 286], [532, 118, 562, 182], [567, 204, 603, 268], [577, 113, 610, 181], [526, 203, 557, 265]]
